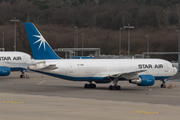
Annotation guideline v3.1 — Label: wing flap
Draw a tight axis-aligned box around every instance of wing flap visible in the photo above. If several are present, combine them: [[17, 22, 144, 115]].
[[94, 70, 146, 80]]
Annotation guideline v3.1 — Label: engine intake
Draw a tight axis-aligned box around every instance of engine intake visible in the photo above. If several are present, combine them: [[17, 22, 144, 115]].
[[129, 75, 155, 86], [0, 66, 11, 76]]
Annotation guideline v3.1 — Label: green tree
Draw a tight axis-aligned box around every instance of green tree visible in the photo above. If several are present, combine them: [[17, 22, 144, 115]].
[[33, 0, 49, 10]]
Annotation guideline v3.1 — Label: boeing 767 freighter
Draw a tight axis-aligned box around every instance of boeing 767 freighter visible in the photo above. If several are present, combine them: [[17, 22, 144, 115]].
[[25, 23, 177, 90]]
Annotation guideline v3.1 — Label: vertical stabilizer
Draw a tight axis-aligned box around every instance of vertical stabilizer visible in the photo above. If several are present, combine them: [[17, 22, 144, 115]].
[[24, 23, 61, 60]]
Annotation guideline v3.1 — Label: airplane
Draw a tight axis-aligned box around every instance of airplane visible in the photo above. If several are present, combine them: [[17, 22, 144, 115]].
[[0, 51, 34, 78], [24, 22, 178, 90]]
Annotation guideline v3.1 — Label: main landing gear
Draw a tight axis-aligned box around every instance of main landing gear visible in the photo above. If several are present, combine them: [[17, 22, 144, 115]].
[[109, 78, 121, 90], [160, 79, 167, 88], [84, 82, 96, 89], [109, 85, 121, 90]]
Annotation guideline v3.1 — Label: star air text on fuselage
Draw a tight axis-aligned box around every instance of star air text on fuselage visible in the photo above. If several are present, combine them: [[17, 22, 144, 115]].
[[138, 64, 163, 69], [0, 56, 22, 61]]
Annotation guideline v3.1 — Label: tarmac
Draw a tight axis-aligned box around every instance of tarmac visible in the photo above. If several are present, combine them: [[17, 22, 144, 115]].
[[0, 71, 180, 120]]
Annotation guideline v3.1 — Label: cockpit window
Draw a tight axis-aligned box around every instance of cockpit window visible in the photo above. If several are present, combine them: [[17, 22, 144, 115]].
[[30, 57, 34, 59]]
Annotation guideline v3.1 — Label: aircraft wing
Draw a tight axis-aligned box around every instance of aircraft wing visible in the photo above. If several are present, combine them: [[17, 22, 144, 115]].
[[119, 70, 146, 80], [93, 70, 146, 80]]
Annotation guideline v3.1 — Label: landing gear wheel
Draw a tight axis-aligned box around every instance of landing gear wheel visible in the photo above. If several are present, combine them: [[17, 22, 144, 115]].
[[160, 84, 166, 88], [117, 86, 121, 90], [92, 84, 96, 88], [20, 74, 25, 78], [112, 86, 117, 90], [84, 84, 88, 88], [20, 70, 25, 78], [160, 79, 167, 88], [109, 85, 121, 90], [109, 85, 113, 90], [84, 83, 96, 89]]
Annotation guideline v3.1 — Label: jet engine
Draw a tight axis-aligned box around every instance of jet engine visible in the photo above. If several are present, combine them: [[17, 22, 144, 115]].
[[129, 75, 155, 86], [0, 66, 11, 76]]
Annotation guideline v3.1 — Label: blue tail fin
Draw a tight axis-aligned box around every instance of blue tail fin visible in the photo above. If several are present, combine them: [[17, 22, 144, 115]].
[[24, 23, 61, 60]]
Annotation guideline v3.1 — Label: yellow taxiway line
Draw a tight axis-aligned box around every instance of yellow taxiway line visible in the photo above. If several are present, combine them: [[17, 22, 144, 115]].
[[131, 111, 160, 114], [0, 101, 24, 103]]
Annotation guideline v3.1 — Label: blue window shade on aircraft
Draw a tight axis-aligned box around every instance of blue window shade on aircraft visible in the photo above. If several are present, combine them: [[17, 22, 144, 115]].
[[24, 23, 61, 60]]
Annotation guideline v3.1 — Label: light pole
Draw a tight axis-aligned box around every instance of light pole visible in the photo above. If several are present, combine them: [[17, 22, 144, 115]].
[[73, 33, 76, 48], [10, 17, 20, 51], [119, 28, 122, 55], [123, 25, 134, 56], [146, 35, 149, 58], [177, 30, 180, 53], [177, 30, 180, 72], [73, 33, 76, 57], [75, 26, 78, 56], [82, 33, 84, 56], [2, 32, 4, 49]]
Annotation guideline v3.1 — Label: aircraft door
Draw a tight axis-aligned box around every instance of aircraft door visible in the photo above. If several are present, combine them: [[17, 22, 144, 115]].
[[164, 63, 168, 72]]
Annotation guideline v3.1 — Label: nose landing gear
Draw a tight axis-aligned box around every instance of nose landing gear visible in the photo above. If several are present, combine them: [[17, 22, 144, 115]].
[[20, 70, 25, 78], [160, 79, 167, 88]]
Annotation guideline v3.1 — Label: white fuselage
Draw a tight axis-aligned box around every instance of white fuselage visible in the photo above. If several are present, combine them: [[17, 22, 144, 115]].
[[30, 58, 177, 81], [0, 51, 34, 71]]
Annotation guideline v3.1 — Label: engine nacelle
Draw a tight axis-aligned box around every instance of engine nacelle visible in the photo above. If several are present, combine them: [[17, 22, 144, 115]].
[[129, 75, 155, 86], [0, 66, 11, 76]]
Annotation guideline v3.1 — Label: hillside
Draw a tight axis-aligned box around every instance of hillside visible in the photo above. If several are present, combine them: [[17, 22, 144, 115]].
[[0, 0, 180, 61]]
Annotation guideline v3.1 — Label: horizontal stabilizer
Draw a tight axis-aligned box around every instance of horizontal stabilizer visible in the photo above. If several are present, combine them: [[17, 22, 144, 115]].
[[28, 61, 58, 70], [41, 65, 58, 70]]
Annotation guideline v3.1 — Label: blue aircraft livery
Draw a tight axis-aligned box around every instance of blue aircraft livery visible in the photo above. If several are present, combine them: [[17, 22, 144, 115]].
[[24, 23, 60, 60], [25, 22, 178, 90]]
